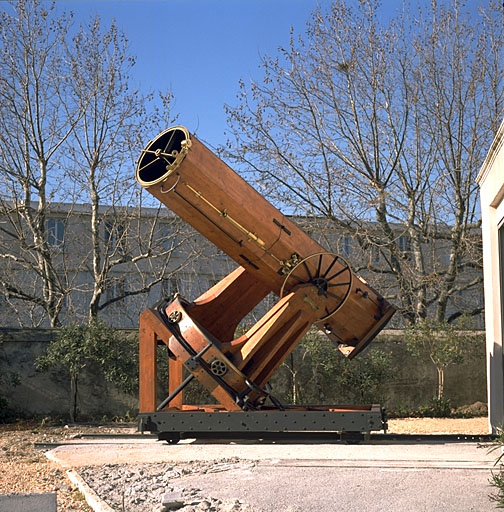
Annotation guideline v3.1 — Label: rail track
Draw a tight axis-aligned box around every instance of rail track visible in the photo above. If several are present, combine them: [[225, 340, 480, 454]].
[[33, 431, 496, 450]]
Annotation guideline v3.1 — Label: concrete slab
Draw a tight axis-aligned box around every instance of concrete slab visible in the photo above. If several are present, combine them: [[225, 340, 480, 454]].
[[0, 493, 57, 512], [45, 438, 495, 470], [44, 438, 499, 511], [172, 464, 495, 512]]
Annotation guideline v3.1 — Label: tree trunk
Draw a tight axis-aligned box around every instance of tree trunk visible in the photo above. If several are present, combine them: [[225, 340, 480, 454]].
[[70, 374, 78, 423], [289, 353, 299, 404], [437, 367, 444, 400]]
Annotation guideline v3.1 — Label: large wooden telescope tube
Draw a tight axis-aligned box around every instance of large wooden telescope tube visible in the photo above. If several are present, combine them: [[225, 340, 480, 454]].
[[136, 126, 395, 412]]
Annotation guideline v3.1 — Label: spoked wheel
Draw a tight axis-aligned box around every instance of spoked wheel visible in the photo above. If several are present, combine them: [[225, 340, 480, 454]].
[[280, 252, 353, 320]]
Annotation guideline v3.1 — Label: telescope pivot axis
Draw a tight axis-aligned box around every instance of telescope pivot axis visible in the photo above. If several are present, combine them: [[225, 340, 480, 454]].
[[280, 252, 352, 321]]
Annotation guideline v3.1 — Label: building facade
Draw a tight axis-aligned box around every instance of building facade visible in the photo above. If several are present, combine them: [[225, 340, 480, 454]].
[[0, 203, 484, 330], [0, 203, 235, 328], [477, 117, 504, 433]]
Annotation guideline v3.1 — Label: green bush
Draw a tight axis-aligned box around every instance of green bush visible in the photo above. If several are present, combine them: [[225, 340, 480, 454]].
[[36, 321, 138, 422], [387, 405, 416, 419], [389, 397, 452, 418], [488, 428, 504, 507], [404, 318, 482, 401], [416, 396, 452, 418], [452, 401, 488, 418], [489, 471, 504, 507], [274, 329, 395, 405], [0, 395, 16, 423]]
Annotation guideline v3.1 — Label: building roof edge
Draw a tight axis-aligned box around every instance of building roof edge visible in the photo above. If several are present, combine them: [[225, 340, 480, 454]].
[[477, 116, 504, 186]]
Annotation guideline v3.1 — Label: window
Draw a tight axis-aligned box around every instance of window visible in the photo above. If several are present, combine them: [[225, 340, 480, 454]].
[[397, 235, 411, 257], [106, 278, 126, 303], [159, 223, 176, 251], [341, 235, 352, 258], [104, 221, 125, 255], [438, 245, 451, 267], [372, 245, 381, 265], [47, 218, 64, 247]]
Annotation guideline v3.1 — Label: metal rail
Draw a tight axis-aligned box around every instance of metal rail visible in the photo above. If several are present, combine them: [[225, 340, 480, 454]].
[[33, 431, 496, 450]]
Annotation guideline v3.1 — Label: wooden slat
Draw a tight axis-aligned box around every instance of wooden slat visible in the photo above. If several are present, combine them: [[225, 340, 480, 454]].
[[168, 358, 184, 409]]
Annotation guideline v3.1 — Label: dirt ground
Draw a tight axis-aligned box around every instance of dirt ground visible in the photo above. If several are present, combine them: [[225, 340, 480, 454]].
[[387, 416, 489, 435], [0, 417, 490, 511], [0, 422, 135, 511]]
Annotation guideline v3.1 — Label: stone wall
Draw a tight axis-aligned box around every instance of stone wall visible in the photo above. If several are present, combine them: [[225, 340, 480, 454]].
[[372, 331, 487, 410], [0, 328, 487, 420], [0, 328, 137, 420]]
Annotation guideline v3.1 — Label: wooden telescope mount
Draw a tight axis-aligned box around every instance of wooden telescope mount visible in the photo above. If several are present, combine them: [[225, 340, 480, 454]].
[[136, 126, 395, 441]]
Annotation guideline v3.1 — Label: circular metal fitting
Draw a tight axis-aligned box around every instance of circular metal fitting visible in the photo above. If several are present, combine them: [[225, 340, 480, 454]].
[[167, 310, 182, 324], [136, 126, 192, 187], [210, 359, 228, 376]]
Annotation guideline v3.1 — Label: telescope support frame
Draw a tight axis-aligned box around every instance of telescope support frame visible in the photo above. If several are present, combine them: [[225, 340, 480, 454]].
[[138, 406, 387, 444], [138, 269, 387, 442], [135, 126, 396, 442]]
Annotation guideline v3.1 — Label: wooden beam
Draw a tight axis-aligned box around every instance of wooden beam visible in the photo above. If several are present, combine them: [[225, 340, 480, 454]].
[[138, 310, 158, 413]]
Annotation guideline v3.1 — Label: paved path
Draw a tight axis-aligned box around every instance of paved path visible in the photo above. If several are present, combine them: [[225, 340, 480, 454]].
[[46, 437, 495, 468], [46, 438, 499, 511], [173, 463, 494, 512]]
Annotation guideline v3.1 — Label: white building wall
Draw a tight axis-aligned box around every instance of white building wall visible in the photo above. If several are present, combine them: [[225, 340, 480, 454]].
[[477, 117, 504, 433]]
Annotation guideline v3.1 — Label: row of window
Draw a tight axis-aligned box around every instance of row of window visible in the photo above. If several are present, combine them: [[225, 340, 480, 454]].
[[46, 216, 415, 264], [340, 234, 411, 263], [45, 218, 178, 253], [46, 218, 126, 252], [46, 218, 438, 276]]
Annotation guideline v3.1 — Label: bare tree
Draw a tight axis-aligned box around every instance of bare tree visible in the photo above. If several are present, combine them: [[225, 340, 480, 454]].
[[224, 0, 503, 325], [0, 1, 197, 327], [64, 16, 195, 323], [0, 0, 80, 326]]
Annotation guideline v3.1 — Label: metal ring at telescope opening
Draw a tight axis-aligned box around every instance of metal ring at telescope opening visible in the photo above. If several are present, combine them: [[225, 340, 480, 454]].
[[135, 126, 192, 187]]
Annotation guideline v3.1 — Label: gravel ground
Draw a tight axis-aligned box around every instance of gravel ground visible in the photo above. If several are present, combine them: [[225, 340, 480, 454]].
[[0, 416, 490, 511], [78, 459, 261, 512], [0, 422, 136, 511], [387, 416, 489, 434]]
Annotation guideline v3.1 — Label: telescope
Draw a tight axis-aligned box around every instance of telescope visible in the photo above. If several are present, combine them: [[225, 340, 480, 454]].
[[136, 126, 395, 442]]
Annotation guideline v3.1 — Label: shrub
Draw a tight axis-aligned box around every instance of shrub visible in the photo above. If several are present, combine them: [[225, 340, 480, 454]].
[[277, 329, 396, 405], [453, 401, 488, 418], [404, 318, 482, 400], [488, 428, 504, 507], [416, 396, 452, 418], [36, 321, 138, 422], [0, 395, 16, 424]]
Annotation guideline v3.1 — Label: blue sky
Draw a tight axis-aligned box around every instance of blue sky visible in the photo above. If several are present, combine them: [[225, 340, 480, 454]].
[[51, 0, 409, 149], [5, 0, 482, 151], [0, 0, 488, 150]]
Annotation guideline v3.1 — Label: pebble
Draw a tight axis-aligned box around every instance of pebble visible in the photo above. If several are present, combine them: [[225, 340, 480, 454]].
[[162, 490, 184, 509], [78, 459, 258, 511]]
